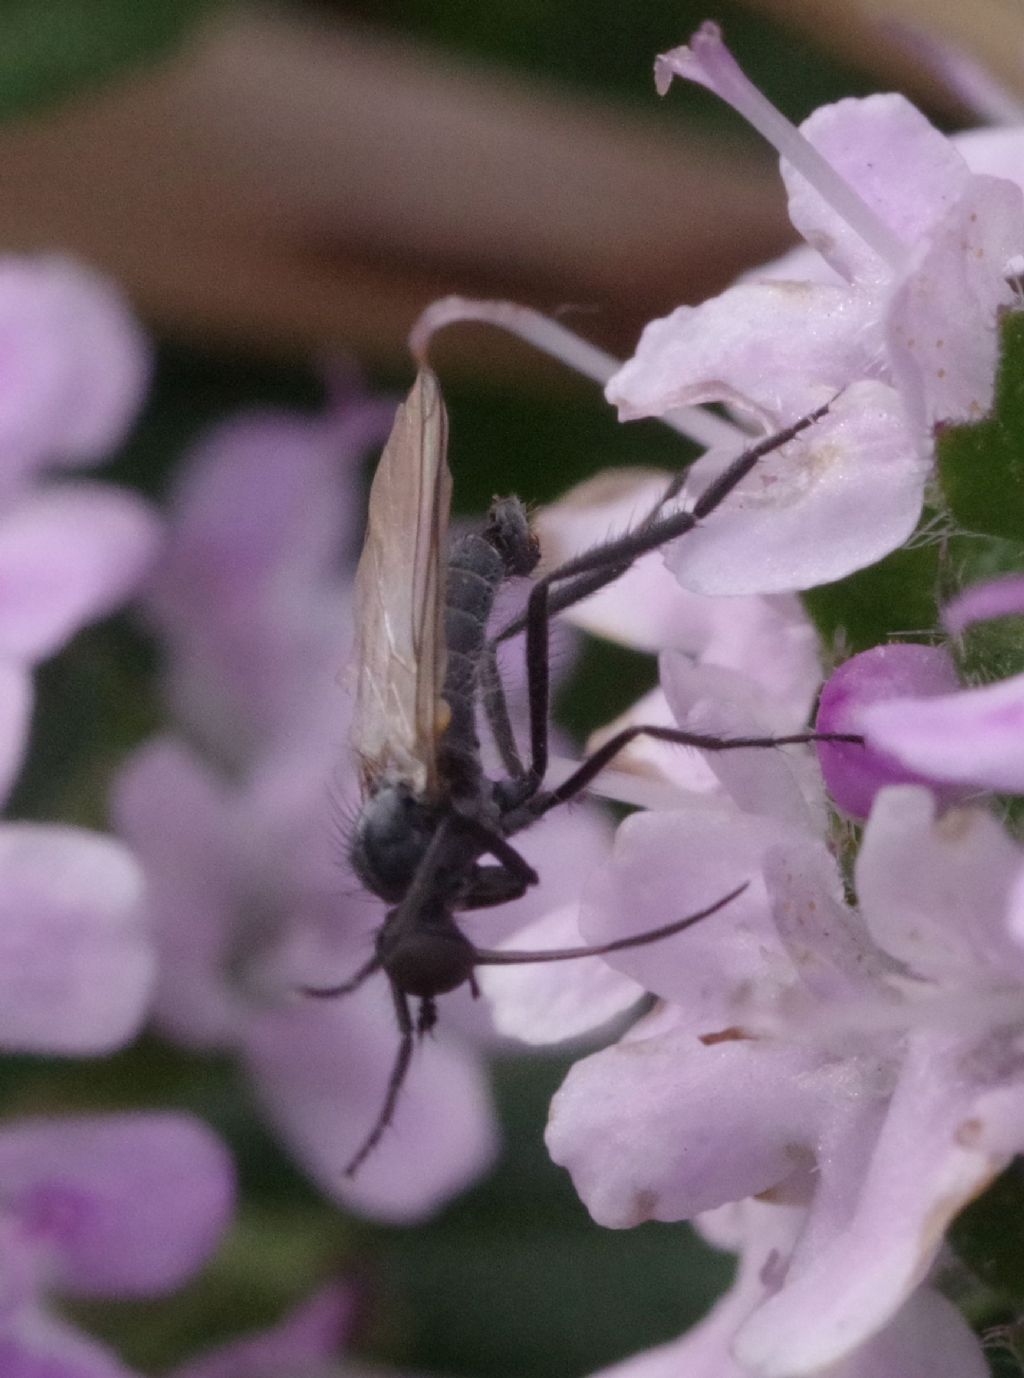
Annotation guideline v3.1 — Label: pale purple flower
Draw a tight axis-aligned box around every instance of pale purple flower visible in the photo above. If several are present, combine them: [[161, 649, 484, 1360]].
[[0, 1113, 233, 1377], [861, 577, 1024, 792], [601, 24, 1024, 596], [539, 752, 1024, 1374]]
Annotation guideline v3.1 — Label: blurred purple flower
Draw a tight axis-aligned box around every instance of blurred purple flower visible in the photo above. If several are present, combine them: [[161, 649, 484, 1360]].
[[147, 387, 395, 766], [0, 256, 161, 1058], [0, 257, 149, 483], [169, 1283, 354, 1378], [0, 1113, 233, 1377]]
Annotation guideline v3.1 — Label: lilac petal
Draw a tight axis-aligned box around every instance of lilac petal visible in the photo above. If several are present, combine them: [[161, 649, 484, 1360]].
[[244, 991, 497, 1223], [112, 738, 249, 1048], [861, 671, 1024, 792], [0, 257, 150, 478], [888, 176, 1023, 429], [537, 471, 821, 722], [477, 902, 643, 1044], [0, 485, 161, 662], [734, 1031, 1004, 1374], [0, 661, 32, 805], [763, 841, 886, 1001], [660, 655, 819, 829], [170, 1283, 352, 1378], [656, 28, 905, 276], [591, 1202, 805, 1378], [783, 95, 970, 287], [0, 1113, 233, 1296], [0, 824, 153, 1055], [944, 574, 1024, 633], [816, 643, 970, 818], [856, 787, 1024, 981], [582, 687, 721, 797], [837, 1287, 988, 1378], [579, 803, 803, 1024], [606, 281, 875, 428], [546, 1027, 828, 1228], [0, 1308, 140, 1378], [957, 125, 1024, 189], [664, 382, 928, 595]]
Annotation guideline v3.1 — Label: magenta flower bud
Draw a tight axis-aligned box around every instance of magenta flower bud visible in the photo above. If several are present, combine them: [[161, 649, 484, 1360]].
[[815, 644, 971, 819]]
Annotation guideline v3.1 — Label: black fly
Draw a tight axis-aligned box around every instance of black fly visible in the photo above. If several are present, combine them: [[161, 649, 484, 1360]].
[[309, 369, 845, 1175]]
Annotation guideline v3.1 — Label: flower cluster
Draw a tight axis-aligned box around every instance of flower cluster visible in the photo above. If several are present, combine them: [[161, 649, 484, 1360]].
[[473, 21, 1024, 1378]]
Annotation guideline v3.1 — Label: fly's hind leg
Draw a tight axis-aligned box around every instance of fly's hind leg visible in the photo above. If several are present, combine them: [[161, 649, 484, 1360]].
[[301, 952, 382, 1000], [343, 982, 416, 1177]]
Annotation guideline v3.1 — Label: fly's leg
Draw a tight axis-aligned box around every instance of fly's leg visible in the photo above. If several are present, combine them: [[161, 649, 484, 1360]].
[[531, 722, 862, 816], [481, 641, 526, 778], [470, 881, 748, 966], [343, 982, 415, 1177], [488, 403, 832, 792], [301, 953, 382, 1000]]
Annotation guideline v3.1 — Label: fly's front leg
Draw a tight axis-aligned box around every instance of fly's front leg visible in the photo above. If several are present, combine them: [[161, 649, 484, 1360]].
[[344, 982, 415, 1177]]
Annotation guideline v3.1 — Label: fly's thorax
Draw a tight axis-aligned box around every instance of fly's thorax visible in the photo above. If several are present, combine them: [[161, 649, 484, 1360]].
[[351, 784, 439, 903], [377, 899, 477, 998], [483, 496, 540, 577]]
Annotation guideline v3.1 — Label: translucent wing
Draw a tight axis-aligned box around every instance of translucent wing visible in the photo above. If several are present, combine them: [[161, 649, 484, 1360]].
[[350, 369, 452, 798]]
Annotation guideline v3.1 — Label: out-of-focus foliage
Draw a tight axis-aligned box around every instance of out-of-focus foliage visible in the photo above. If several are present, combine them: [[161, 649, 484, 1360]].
[[0, 0, 220, 120]]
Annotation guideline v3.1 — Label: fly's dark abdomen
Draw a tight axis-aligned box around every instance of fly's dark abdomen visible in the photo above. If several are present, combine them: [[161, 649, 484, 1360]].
[[441, 498, 538, 795]]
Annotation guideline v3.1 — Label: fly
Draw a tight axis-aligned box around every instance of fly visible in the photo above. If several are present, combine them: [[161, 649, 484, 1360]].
[[310, 369, 848, 1175]]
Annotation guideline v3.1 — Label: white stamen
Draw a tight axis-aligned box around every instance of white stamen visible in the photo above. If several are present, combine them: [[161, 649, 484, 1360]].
[[657, 23, 910, 274], [408, 296, 746, 451]]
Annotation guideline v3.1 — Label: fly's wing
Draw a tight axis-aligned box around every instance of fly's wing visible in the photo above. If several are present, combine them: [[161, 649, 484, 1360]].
[[350, 369, 452, 799]]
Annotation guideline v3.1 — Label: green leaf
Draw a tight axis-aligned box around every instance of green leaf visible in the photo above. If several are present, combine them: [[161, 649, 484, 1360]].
[[802, 541, 940, 655], [0, 1, 221, 121], [949, 1159, 1024, 1307], [937, 312, 1024, 542]]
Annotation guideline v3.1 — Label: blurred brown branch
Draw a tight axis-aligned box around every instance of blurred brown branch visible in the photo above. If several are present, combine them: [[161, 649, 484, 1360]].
[[0, 5, 796, 376]]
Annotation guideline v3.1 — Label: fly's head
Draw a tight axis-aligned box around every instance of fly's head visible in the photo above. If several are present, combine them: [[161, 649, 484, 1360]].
[[351, 784, 439, 903], [484, 497, 540, 578], [377, 901, 477, 998]]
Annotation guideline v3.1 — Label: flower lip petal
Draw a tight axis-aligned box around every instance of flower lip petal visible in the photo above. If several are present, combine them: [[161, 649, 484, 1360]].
[[547, 1028, 828, 1229], [782, 93, 969, 286], [665, 382, 928, 595], [606, 280, 874, 428], [861, 673, 1024, 795]]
